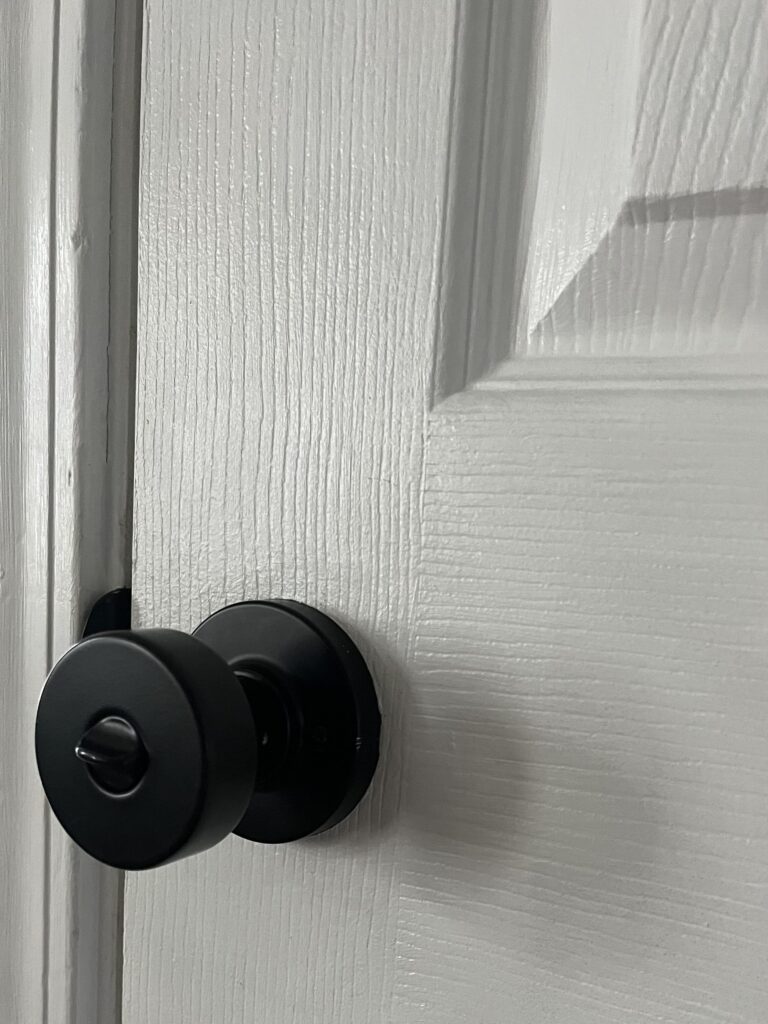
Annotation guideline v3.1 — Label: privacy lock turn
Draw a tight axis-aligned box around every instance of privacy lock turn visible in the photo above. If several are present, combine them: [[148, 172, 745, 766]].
[[35, 599, 381, 870]]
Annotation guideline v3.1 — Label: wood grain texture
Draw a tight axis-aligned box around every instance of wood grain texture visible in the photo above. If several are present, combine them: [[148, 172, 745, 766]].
[[529, 190, 768, 357], [0, 2, 54, 1017], [397, 388, 768, 1023], [0, 0, 137, 1020], [520, 0, 768, 360], [634, 0, 768, 196], [127, 2, 455, 1021]]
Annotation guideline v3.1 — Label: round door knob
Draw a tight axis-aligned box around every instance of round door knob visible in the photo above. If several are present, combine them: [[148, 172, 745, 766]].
[[35, 600, 381, 870]]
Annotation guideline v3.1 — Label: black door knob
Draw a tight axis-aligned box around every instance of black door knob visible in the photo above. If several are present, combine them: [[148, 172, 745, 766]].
[[35, 599, 381, 870]]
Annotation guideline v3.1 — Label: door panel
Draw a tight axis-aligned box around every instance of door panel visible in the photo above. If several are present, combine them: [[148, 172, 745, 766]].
[[128, 1, 768, 1021], [400, 390, 768, 1022]]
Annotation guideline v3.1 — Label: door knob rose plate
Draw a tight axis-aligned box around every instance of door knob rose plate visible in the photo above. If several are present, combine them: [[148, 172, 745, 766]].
[[194, 600, 381, 844], [35, 599, 381, 870]]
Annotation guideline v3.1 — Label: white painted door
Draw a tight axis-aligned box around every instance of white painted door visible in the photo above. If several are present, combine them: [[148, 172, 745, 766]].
[[126, 2, 768, 1022]]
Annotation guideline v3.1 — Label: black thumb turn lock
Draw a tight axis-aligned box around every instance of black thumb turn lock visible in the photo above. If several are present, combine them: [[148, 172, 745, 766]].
[[35, 597, 381, 870]]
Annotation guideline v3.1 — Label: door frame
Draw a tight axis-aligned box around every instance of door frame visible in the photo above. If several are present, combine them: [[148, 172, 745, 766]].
[[4, 0, 141, 1019]]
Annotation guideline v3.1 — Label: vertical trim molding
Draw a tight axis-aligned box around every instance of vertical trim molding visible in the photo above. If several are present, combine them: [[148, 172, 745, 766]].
[[0, 0, 141, 1020], [46, 1, 142, 1020]]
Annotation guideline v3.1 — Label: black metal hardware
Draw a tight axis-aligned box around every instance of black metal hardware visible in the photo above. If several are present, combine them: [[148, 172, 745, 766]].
[[82, 586, 132, 636], [35, 596, 381, 870]]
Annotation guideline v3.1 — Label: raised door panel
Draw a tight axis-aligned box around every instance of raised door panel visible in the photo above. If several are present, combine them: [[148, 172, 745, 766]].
[[521, 0, 768, 359]]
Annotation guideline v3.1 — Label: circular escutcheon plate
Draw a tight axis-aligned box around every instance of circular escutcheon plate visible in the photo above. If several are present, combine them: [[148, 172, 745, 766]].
[[193, 600, 381, 843]]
